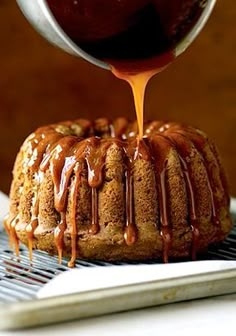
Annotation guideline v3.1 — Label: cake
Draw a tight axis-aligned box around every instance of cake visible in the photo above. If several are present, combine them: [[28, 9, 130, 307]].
[[5, 118, 232, 267]]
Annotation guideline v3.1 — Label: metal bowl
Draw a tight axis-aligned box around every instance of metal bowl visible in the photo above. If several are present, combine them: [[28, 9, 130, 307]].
[[16, 0, 217, 70]]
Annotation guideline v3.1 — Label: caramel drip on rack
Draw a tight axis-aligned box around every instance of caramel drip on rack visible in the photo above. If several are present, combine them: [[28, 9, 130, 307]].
[[26, 171, 44, 262], [6, 216, 20, 257], [26, 203, 39, 262], [55, 212, 67, 264], [26, 218, 38, 262]]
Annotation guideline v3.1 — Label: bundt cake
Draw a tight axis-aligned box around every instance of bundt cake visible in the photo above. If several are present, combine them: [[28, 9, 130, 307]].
[[5, 118, 232, 267]]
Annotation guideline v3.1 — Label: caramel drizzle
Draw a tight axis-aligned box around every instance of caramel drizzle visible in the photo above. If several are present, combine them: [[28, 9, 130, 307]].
[[55, 212, 67, 264], [112, 69, 156, 139], [41, 136, 80, 263], [163, 123, 229, 258], [90, 188, 99, 235], [26, 202, 39, 262], [124, 168, 137, 246], [26, 171, 44, 261], [41, 135, 112, 262], [149, 136, 172, 262], [159, 166, 172, 263], [26, 218, 38, 262], [6, 119, 228, 265], [172, 127, 221, 227], [178, 156, 199, 260], [5, 216, 20, 257], [4, 129, 62, 258], [68, 167, 81, 268], [159, 131, 200, 259], [123, 139, 151, 246]]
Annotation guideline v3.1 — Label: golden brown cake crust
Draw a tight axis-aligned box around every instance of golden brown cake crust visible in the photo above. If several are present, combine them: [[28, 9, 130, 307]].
[[5, 118, 232, 265]]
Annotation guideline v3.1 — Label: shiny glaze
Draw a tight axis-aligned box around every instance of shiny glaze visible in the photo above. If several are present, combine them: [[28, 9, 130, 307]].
[[6, 119, 225, 265], [4, 215, 20, 257]]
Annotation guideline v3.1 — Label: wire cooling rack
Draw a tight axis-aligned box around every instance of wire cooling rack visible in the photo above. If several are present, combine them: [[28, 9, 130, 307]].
[[0, 213, 235, 304]]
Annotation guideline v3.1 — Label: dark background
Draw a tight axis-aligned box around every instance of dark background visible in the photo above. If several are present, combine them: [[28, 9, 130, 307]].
[[0, 1, 236, 195]]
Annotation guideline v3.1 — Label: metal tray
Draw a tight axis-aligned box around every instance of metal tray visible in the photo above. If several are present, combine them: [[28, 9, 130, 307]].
[[0, 210, 236, 330]]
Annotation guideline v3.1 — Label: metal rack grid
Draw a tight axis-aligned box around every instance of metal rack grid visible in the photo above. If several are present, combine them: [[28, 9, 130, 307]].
[[0, 214, 235, 304]]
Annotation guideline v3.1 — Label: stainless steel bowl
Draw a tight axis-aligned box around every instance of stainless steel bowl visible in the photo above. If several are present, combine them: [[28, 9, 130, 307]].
[[16, 0, 217, 70]]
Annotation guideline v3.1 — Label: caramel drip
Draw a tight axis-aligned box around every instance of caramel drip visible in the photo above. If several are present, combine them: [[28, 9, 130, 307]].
[[26, 204, 39, 262], [5, 128, 63, 260], [42, 136, 83, 261], [123, 138, 152, 246], [112, 68, 157, 139], [7, 216, 20, 257], [162, 130, 200, 259], [68, 168, 81, 268], [149, 136, 172, 262], [55, 212, 67, 264], [171, 127, 221, 227], [27, 130, 63, 173], [136, 138, 152, 161], [124, 168, 137, 246], [159, 166, 172, 263], [44, 136, 80, 212], [26, 171, 44, 262], [90, 188, 99, 235], [41, 135, 113, 261], [85, 138, 112, 235], [186, 132, 220, 227], [85, 137, 111, 189], [178, 156, 199, 260], [26, 218, 38, 262]]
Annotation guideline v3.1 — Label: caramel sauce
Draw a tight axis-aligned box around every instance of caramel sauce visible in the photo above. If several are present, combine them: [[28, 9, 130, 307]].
[[178, 155, 200, 260], [68, 167, 81, 268], [5, 120, 225, 266], [55, 212, 67, 264], [5, 216, 20, 257], [26, 218, 39, 262], [112, 69, 156, 139], [124, 169, 136, 246], [90, 188, 99, 235]]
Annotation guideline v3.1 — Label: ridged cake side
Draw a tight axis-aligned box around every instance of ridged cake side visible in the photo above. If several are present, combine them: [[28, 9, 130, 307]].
[[5, 119, 232, 266]]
